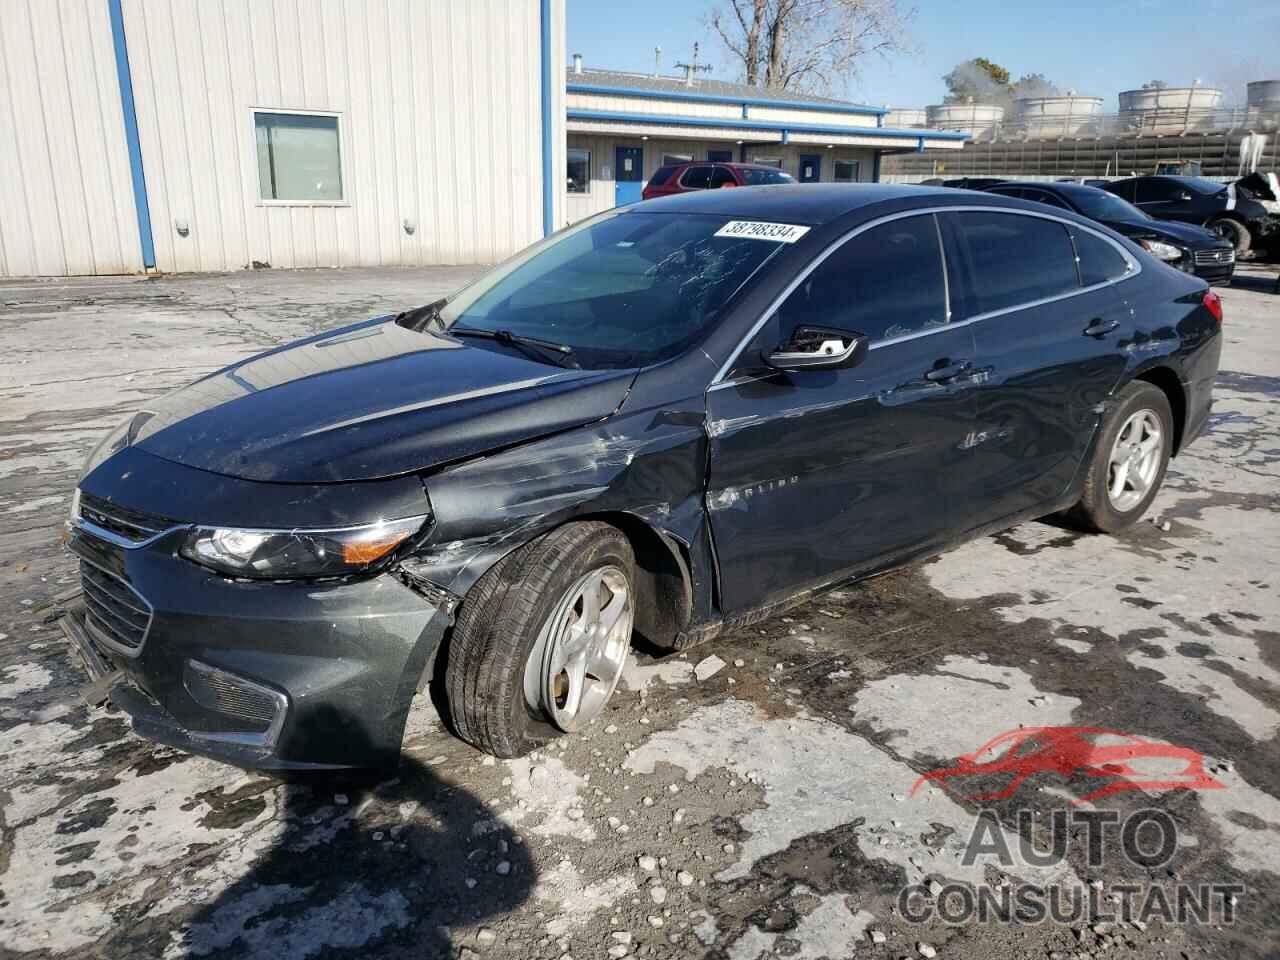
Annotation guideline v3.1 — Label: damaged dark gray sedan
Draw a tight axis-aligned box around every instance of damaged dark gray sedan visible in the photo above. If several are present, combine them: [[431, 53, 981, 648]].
[[65, 185, 1222, 767]]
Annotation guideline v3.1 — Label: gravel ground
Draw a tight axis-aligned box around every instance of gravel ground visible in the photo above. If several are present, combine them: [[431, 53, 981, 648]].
[[1, 264, 1277, 960]]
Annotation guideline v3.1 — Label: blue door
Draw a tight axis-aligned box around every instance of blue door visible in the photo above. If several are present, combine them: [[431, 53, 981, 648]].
[[708, 149, 733, 162], [615, 146, 644, 205], [799, 154, 822, 183]]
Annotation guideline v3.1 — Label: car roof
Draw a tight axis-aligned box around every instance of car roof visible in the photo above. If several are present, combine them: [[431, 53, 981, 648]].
[[992, 180, 1112, 201], [633, 183, 961, 225], [666, 161, 786, 171]]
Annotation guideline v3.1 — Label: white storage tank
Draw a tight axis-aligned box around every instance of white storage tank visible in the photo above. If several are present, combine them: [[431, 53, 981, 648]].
[[884, 108, 927, 129], [1247, 80, 1280, 109], [925, 102, 1003, 140], [1013, 93, 1104, 137], [1118, 83, 1222, 133]]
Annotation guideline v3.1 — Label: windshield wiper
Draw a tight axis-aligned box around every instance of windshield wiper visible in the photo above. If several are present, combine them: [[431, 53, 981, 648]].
[[450, 327, 579, 368], [394, 297, 448, 332]]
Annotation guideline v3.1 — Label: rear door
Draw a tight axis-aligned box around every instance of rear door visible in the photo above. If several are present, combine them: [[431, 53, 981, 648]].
[[679, 165, 714, 192], [1135, 178, 1198, 224], [706, 213, 979, 613], [943, 209, 1134, 525]]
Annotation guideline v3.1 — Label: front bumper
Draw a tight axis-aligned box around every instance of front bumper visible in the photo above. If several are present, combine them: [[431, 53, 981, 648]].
[[65, 525, 450, 770]]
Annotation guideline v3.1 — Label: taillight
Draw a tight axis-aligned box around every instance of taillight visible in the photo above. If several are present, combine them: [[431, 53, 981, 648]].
[[1203, 289, 1223, 324]]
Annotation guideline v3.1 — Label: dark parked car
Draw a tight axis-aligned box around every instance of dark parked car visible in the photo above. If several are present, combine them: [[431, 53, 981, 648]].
[[940, 177, 1009, 191], [642, 161, 794, 200], [1103, 175, 1277, 256], [66, 185, 1222, 768], [983, 181, 1236, 284]]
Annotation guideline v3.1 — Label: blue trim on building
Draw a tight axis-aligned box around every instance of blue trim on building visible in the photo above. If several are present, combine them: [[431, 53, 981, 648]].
[[107, 0, 155, 269], [872, 153, 881, 182], [566, 108, 970, 142], [539, 0, 554, 236], [567, 82, 887, 117]]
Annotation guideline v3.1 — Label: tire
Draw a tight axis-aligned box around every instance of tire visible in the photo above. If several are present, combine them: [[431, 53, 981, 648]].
[[1064, 381, 1174, 534], [1208, 218, 1251, 256], [444, 522, 636, 758]]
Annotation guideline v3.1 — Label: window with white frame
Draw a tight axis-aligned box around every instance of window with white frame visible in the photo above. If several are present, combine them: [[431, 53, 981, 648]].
[[254, 112, 343, 202], [567, 148, 591, 194]]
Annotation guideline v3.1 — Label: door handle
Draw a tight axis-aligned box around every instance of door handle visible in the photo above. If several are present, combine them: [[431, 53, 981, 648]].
[[925, 360, 972, 383], [1083, 318, 1120, 338]]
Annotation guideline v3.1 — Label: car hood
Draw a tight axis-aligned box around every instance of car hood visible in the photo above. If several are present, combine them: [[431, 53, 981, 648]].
[[1101, 217, 1228, 248], [129, 317, 637, 483]]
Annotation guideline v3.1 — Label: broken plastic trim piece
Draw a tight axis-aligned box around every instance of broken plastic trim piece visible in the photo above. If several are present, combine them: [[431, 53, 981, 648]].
[[396, 559, 463, 623]]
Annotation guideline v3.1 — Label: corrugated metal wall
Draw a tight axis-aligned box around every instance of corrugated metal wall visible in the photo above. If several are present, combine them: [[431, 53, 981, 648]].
[[121, 0, 562, 273], [0, 0, 143, 276]]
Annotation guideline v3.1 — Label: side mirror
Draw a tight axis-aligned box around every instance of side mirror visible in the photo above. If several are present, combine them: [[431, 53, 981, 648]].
[[761, 325, 869, 371]]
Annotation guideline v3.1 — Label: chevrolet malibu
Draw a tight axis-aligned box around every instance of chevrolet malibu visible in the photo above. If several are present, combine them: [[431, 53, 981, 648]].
[[66, 185, 1222, 768]]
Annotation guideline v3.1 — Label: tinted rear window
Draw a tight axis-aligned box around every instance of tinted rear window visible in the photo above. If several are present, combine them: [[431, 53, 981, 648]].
[[648, 165, 676, 186], [1071, 228, 1130, 286], [680, 165, 714, 189], [741, 168, 795, 186], [954, 211, 1079, 316], [774, 214, 947, 342]]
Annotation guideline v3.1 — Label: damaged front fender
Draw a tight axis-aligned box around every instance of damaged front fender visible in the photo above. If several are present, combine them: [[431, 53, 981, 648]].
[[402, 395, 716, 647]]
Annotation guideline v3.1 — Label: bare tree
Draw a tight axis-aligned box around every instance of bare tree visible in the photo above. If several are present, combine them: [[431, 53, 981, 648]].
[[708, 0, 914, 95]]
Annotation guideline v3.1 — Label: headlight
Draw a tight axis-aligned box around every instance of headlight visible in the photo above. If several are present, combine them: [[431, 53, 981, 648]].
[[1139, 238, 1183, 262], [179, 516, 427, 579]]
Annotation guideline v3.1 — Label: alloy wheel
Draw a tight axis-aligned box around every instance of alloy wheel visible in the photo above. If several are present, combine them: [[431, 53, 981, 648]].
[[524, 565, 633, 731], [1107, 409, 1164, 512]]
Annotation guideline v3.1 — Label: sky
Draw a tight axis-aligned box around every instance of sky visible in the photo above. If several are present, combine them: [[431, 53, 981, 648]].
[[566, 0, 1278, 109]]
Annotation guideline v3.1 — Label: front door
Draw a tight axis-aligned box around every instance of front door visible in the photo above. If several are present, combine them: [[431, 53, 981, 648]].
[[943, 210, 1132, 524], [706, 213, 979, 614], [615, 146, 644, 205], [798, 154, 822, 183]]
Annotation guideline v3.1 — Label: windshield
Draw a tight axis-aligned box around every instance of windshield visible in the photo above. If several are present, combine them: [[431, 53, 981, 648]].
[[1071, 189, 1151, 222], [438, 212, 791, 369], [741, 168, 795, 186]]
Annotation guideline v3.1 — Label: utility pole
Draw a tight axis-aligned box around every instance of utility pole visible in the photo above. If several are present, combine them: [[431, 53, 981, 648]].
[[674, 42, 713, 87]]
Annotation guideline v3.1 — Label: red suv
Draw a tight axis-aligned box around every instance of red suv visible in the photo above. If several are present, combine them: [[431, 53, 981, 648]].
[[642, 161, 795, 200]]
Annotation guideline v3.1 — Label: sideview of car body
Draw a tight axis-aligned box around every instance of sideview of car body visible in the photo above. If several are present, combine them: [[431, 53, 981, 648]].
[[66, 185, 1223, 768]]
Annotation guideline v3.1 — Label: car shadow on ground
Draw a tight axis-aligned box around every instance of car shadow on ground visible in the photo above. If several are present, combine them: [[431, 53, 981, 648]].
[[1226, 271, 1280, 294], [159, 708, 536, 960]]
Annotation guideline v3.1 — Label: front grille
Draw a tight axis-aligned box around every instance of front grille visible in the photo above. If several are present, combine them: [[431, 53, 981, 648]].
[[1194, 248, 1235, 266], [78, 492, 171, 543], [80, 561, 152, 654]]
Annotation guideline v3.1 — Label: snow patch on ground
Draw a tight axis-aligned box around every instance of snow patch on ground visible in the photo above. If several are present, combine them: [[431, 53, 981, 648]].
[[729, 893, 874, 960], [165, 884, 408, 959], [926, 509, 1280, 741], [1195, 763, 1280, 876], [497, 756, 594, 841], [620, 652, 694, 694], [623, 699, 1077, 888], [0, 661, 52, 699], [851, 655, 1080, 762], [534, 860, 637, 936]]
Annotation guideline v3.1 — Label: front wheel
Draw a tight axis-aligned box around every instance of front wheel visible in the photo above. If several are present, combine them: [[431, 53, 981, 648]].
[[1065, 381, 1173, 534], [444, 522, 635, 758]]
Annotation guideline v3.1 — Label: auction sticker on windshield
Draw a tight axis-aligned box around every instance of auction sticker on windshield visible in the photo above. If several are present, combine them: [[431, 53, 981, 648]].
[[714, 221, 811, 243]]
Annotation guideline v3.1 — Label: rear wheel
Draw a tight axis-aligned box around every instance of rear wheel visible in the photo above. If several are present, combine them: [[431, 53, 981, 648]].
[[1065, 382, 1173, 534], [444, 522, 635, 758], [1208, 218, 1251, 256]]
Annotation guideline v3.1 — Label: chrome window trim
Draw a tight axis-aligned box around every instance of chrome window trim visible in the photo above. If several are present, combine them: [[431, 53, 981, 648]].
[[708, 204, 1141, 390]]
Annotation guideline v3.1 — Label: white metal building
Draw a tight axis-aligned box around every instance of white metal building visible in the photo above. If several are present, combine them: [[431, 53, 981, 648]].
[[1, 0, 565, 277], [0, 1, 964, 278]]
